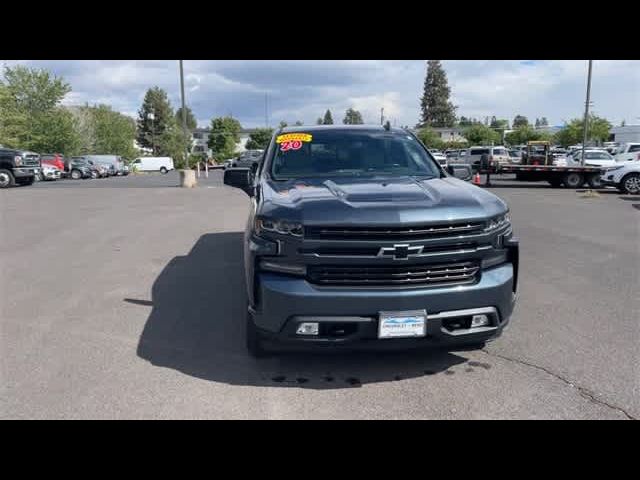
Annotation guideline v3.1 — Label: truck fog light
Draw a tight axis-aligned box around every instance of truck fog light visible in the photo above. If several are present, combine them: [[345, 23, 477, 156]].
[[296, 322, 319, 336], [471, 315, 490, 328]]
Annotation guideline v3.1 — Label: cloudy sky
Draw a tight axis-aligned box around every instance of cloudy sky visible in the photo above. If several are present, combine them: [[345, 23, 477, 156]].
[[4, 60, 639, 128]]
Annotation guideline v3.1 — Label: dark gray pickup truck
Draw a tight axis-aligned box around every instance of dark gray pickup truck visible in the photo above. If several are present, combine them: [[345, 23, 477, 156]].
[[224, 125, 519, 356], [0, 148, 41, 188]]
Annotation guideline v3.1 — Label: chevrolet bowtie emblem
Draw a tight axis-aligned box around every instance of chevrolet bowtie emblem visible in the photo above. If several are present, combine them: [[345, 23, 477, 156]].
[[378, 244, 424, 260]]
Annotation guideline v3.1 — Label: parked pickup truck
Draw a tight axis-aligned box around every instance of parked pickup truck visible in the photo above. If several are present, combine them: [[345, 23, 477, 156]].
[[0, 148, 41, 188], [224, 125, 519, 356]]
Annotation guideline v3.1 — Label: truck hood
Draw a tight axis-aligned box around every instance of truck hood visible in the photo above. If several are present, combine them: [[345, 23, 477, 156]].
[[259, 176, 507, 225]]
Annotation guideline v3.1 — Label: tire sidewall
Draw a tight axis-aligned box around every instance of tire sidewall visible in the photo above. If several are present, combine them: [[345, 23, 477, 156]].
[[621, 173, 640, 194], [0, 169, 15, 188]]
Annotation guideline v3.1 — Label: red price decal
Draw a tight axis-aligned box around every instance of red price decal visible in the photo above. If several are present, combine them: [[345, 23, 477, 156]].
[[280, 140, 303, 152]]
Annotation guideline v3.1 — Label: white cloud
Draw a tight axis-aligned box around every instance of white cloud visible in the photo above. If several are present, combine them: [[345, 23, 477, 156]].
[[4, 60, 639, 128]]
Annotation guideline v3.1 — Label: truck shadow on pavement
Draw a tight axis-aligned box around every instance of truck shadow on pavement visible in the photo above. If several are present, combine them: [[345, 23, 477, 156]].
[[133, 232, 470, 390]]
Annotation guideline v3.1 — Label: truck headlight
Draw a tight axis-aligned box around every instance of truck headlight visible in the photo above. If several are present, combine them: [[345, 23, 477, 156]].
[[485, 212, 510, 232], [14, 155, 23, 166], [256, 218, 304, 237]]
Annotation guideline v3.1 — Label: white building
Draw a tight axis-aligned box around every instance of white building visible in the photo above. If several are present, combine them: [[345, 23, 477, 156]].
[[610, 125, 640, 144]]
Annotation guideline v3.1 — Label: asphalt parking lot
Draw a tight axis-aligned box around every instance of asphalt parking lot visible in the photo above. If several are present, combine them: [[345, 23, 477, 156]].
[[1, 172, 638, 419]]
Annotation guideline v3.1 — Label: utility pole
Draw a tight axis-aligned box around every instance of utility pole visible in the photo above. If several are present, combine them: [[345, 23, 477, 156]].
[[580, 60, 593, 167], [179, 60, 189, 168]]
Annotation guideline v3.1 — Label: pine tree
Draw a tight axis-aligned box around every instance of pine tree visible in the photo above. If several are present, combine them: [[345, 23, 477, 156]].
[[323, 109, 334, 125], [294, 120, 304, 126], [420, 60, 457, 127], [316, 117, 323, 125], [535, 118, 541, 128], [343, 108, 364, 124], [136, 87, 174, 153], [540, 117, 549, 127]]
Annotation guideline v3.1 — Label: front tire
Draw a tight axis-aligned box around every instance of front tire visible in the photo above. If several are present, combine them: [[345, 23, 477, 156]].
[[246, 311, 267, 358], [71, 169, 82, 180], [620, 173, 640, 194], [0, 169, 16, 188], [160, 167, 168, 174]]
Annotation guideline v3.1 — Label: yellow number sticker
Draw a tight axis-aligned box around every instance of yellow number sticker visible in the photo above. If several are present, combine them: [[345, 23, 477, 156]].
[[276, 133, 313, 144]]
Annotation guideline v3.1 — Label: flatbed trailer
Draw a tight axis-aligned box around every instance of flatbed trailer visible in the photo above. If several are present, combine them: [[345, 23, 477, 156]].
[[479, 163, 606, 188]]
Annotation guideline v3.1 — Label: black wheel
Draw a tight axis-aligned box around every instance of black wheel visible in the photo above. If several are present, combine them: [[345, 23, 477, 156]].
[[34, 172, 43, 182], [548, 178, 562, 188], [0, 169, 16, 188], [160, 167, 168, 174], [620, 173, 640, 194], [562, 172, 584, 189], [246, 311, 268, 358], [71, 169, 82, 180], [587, 174, 602, 189]]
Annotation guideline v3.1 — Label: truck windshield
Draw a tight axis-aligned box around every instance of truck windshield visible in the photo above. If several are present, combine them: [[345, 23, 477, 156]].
[[270, 130, 440, 180]]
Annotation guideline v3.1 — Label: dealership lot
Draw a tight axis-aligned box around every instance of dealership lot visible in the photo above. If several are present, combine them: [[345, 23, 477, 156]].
[[1, 172, 638, 419]]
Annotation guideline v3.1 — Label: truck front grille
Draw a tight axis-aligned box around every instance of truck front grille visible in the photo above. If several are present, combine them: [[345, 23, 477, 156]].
[[307, 261, 480, 287], [306, 222, 485, 241]]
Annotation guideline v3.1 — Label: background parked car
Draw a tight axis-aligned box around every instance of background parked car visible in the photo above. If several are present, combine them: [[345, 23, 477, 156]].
[[567, 149, 617, 168], [233, 150, 264, 169], [430, 150, 447, 165], [41, 164, 62, 181], [614, 143, 640, 162], [40, 154, 65, 175], [86, 155, 125, 175], [65, 158, 93, 179], [465, 146, 510, 169], [600, 161, 640, 194]]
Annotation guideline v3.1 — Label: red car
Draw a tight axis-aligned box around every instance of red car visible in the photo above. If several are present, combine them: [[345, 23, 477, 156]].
[[40, 153, 65, 172]]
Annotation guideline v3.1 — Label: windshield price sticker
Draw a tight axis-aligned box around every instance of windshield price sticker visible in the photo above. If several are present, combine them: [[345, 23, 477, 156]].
[[277, 133, 312, 152]]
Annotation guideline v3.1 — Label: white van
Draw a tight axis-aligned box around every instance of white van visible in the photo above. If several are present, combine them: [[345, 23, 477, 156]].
[[132, 157, 175, 174]]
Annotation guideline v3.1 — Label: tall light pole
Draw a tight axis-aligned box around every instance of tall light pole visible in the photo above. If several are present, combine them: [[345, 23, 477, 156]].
[[179, 60, 189, 168], [580, 60, 593, 167]]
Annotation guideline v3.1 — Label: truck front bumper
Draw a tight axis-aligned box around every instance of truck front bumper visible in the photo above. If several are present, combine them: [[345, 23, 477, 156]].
[[251, 262, 517, 351], [13, 167, 40, 178]]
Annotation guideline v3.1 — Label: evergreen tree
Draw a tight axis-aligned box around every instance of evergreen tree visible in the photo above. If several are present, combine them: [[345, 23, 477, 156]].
[[294, 120, 304, 126], [279, 121, 288, 129], [540, 117, 549, 127], [343, 108, 364, 124], [136, 87, 174, 154], [323, 109, 334, 125], [420, 60, 457, 127]]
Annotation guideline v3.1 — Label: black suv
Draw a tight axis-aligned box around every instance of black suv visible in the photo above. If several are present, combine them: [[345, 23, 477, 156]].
[[0, 148, 41, 188], [224, 126, 519, 356]]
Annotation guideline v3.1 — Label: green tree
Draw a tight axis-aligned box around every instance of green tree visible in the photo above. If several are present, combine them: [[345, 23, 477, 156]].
[[416, 127, 443, 149], [136, 87, 174, 154], [175, 106, 197, 131], [0, 65, 75, 151], [463, 124, 501, 145], [158, 118, 191, 166], [540, 117, 549, 127], [490, 117, 509, 129], [89, 105, 137, 158], [458, 116, 471, 127], [28, 107, 81, 155], [513, 115, 529, 128], [505, 125, 545, 145], [246, 128, 274, 150], [316, 117, 323, 125], [554, 115, 612, 147], [294, 120, 304, 126], [323, 109, 334, 125], [343, 108, 364, 125], [208, 116, 242, 160], [420, 60, 457, 127], [278, 121, 288, 129]]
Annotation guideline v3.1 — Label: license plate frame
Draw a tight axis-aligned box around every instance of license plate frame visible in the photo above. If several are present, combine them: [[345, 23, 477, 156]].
[[378, 309, 427, 339]]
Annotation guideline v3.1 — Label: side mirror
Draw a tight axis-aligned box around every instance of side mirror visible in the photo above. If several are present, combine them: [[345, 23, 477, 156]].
[[224, 167, 254, 196], [447, 164, 473, 181]]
